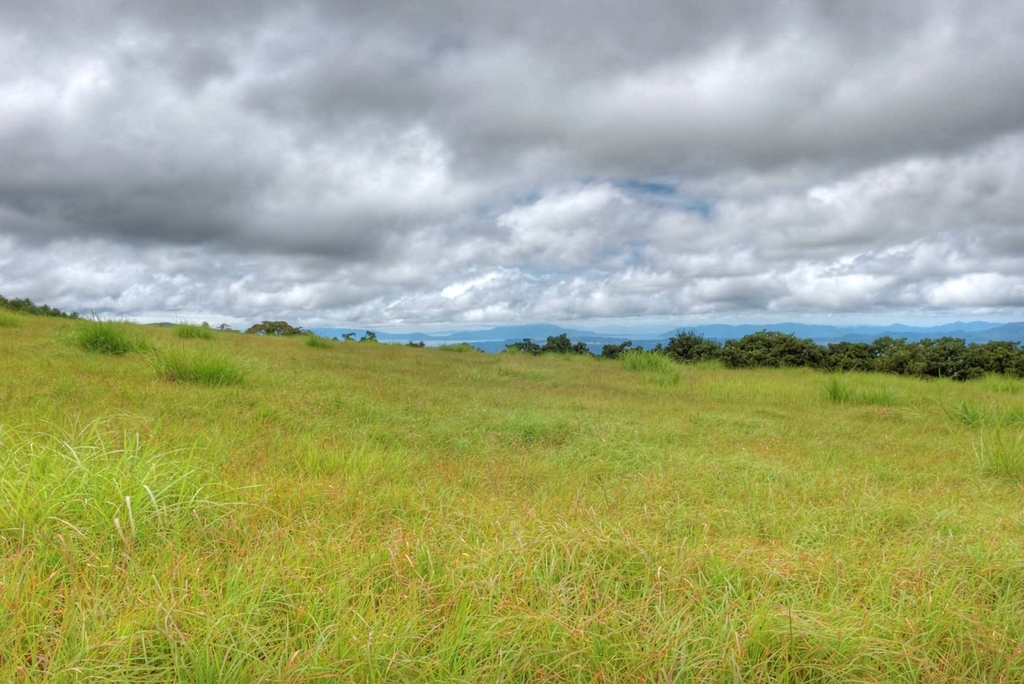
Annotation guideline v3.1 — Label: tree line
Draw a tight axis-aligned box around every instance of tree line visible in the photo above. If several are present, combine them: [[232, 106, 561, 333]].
[[507, 330, 1024, 380], [0, 295, 78, 318]]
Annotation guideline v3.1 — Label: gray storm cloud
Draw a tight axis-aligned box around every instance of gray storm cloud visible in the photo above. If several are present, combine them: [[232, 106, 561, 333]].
[[1, 0, 1023, 325]]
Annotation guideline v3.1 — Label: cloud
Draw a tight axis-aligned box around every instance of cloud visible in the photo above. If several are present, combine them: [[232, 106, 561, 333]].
[[2, 0, 1024, 325]]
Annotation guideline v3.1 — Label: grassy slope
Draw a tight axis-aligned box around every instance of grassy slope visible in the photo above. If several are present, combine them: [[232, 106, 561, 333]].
[[2, 317, 1024, 681]]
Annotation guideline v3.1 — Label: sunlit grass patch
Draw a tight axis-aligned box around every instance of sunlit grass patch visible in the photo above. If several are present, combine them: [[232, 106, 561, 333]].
[[0, 310, 22, 327], [151, 346, 247, 385], [66, 318, 151, 354], [174, 323, 217, 340]]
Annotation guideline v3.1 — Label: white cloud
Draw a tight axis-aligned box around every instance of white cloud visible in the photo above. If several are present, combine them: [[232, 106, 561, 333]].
[[2, 1, 1024, 326]]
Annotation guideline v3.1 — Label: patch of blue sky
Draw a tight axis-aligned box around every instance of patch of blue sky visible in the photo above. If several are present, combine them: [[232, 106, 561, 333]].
[[615, 179, 714, 219]]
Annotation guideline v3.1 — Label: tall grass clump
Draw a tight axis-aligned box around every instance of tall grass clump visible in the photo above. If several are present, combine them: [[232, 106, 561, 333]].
[[174, 323, 217, 340], [152, 346, 246, 386], [822, 375, 852, 403], [974, 429, 1024, 482], [823, 375, 902, 406], [0, 310, 22, 327], [620, 349, 681, 386], [980, 374, 1024, 394], [944, 399, 985, 428], [304, 334, 334, 349], [67, 318, 150, 354], [853, 386, 902, 406], [438, 342, 480, 352]]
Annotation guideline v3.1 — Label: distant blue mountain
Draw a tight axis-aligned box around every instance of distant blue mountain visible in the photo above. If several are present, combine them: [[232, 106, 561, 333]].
[[311, 321, 1024, 351]]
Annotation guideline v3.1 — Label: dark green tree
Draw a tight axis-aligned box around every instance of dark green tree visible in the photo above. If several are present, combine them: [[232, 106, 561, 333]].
[[505, 338, 543, 355], [600, 341, 633, 359], [245, 320, 305, 336], [542, 333, 573, 354], [665, 330, 721, 363], [720, 331, 825, 369]]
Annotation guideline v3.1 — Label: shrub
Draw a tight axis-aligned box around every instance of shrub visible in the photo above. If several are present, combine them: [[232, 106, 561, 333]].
[[304, 335, 334, 349], [67, 319, 151, 355], [151, 347, 246, 386], [0, 311, 21, 328], [174, 323, 216, 340]]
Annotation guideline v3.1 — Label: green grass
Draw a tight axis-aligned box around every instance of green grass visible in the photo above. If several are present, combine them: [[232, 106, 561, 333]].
[[65, 318, 151, 354], [303, 334, 334, 348], [0, 310, 22, 327], [151, 345, 247, 385], [4, 316, 1024, 681], [173, 323, 217, 340]]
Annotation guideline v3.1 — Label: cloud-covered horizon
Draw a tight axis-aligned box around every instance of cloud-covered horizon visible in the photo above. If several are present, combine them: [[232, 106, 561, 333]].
[[2, 0, 1024, 327]]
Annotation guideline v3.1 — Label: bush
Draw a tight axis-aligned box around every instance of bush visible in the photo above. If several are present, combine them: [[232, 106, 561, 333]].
[[665, 331, 721, 363], [151, 347, 246, 386], [823, 342, 877, 372], [174, 323, 216, 340], [720, 331, 825, 369], [67, 319, 151, 355]]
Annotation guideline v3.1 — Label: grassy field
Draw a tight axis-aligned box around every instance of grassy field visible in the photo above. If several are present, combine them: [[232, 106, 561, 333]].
[[2, 316, 1024, 682]]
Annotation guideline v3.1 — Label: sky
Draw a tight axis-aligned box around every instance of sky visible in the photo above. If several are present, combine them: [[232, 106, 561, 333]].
[[1, 0, 1023, 331]]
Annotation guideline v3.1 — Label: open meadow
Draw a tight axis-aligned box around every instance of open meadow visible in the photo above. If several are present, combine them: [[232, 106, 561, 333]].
[[2, 315, 1024, 682]]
